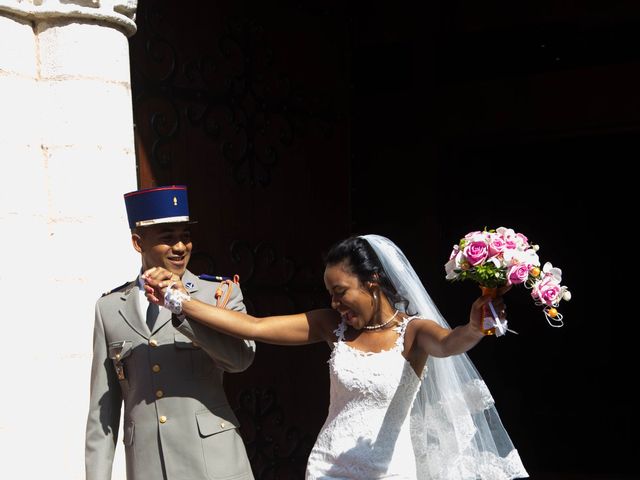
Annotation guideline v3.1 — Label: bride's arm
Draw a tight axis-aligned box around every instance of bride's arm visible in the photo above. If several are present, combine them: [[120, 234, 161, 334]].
[[144, 267, 338, 345], [414, 294, 503, 357], [181, 300, 335, 345]]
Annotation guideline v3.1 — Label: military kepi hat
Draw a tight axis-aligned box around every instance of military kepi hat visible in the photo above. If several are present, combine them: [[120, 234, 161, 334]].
[[124, 185, 195, 228]]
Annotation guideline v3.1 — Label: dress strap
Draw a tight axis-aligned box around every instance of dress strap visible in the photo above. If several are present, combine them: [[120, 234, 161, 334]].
[[393, 315, 419, 351], [333, 317, 347, 342]]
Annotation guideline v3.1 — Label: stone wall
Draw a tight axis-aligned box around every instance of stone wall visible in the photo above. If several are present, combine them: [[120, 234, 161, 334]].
[[0, 2, 139, 478]]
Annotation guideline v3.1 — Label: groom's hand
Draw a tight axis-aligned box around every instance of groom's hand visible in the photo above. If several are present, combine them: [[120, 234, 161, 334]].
[[142, 267, 183, 304]]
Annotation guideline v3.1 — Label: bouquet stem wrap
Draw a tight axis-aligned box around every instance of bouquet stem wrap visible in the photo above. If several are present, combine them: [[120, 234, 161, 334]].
[[480, 286, 497, 335]]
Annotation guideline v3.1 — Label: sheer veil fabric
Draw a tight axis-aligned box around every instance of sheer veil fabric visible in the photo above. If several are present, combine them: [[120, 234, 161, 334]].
[[361, 235, 528, 479]]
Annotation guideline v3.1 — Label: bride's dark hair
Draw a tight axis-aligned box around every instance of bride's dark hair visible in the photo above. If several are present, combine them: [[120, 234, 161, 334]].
[[324, 236, 412, 314]]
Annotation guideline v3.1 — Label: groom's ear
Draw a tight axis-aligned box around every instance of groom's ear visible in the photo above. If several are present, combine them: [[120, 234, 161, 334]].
[[131, 232, 143, 253]]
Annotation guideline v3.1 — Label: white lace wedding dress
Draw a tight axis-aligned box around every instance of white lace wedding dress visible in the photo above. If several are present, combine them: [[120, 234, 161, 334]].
[[306, 316, 423, 479], [307, 235, 528, 479], [305, 314, 528, 479]]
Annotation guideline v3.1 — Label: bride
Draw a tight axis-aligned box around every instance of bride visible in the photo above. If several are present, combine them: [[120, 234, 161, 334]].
[[144, 234, 528, 479]]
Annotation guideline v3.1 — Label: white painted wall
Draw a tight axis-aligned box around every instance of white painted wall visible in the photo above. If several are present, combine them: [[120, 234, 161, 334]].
[[0, 5, 138, 479]]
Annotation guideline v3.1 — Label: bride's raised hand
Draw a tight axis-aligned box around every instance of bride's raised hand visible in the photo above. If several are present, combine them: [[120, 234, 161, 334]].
[[469, 284, 511, 334]]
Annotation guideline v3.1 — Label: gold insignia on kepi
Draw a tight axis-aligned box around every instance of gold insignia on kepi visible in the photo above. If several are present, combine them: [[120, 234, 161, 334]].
[[173, 196, 178, 206]]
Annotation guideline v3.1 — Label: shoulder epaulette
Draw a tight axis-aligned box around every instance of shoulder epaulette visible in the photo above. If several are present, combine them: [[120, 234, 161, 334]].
[[198, 274, 233, 282], [102, 280, 135, 297]]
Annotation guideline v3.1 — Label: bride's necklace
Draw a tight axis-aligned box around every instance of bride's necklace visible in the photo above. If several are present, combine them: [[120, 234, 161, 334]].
[[363, 310, 399, 330]]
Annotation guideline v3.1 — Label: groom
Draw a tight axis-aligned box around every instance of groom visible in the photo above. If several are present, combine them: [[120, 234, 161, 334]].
[[85, 185, 256, 480]]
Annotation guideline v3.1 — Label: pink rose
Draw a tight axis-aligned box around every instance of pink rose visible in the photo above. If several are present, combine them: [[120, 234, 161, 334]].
[[487, 235, 506, 258], [507, 264, 530, 285], [463, 241, 488, 266], [531, 275, 562, 306]]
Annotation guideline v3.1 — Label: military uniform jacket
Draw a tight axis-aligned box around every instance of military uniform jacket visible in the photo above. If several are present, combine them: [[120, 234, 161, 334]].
[[86, 270, 256, 480]]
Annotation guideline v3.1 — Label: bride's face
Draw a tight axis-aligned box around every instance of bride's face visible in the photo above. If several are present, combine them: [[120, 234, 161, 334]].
[[324, 261, 375, 329]]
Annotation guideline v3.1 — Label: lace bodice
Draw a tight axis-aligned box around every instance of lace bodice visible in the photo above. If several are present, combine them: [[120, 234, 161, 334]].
[[305, 316, 423, 479]]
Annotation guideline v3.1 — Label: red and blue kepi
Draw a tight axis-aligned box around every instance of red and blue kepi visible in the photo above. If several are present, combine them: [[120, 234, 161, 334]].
[[124, 185, 195, 228]]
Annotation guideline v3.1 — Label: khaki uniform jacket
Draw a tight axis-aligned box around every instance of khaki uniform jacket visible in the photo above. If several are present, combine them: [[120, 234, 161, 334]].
[[86, 270, 256, 480]]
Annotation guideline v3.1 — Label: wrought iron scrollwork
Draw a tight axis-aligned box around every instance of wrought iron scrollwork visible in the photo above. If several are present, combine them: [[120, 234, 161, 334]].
[[191, 239, 325, 315], [131, 2, 337, 187], [149, 100, 179, 168], [236, 387, 314, 480]]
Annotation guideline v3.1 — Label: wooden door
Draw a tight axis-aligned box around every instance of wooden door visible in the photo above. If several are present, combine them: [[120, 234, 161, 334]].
[[130, 2, 350, 477]]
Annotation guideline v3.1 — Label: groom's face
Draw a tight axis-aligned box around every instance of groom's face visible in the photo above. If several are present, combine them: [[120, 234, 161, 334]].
[[133, 224, 193, 277]]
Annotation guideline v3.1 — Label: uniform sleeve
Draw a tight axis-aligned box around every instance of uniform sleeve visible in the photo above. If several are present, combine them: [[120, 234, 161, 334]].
[[85, 301, 122, 480], [173, 283, 256, 373]]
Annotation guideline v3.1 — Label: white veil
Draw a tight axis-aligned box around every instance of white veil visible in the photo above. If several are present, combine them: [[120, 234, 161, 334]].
[[361, 234, 528, 480]]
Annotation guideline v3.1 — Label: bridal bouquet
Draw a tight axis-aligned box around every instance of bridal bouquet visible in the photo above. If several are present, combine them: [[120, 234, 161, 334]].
[[445, 227, 570, 332]]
